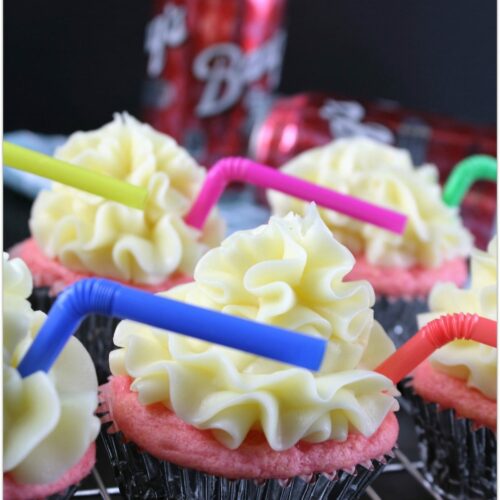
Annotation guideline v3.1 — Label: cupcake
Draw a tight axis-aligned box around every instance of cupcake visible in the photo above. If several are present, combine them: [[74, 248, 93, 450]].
[[267, 138, 473, 346], [401, 237, 497, 499], [11, 113, 225, 380], [100, 205, 400, 499], [3, 253, 100, 500]]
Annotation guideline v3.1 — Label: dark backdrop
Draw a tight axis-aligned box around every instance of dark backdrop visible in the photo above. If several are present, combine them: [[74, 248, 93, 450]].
[[4, 0, 497, 135]]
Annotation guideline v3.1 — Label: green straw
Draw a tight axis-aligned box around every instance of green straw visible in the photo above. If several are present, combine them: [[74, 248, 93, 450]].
[[443, 155, 497, 207], [3, 141, 148, 210]]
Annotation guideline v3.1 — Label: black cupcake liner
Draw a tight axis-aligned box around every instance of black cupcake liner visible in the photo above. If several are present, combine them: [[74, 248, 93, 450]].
[[400, 378, 496, 500], [99, 425, 393, 500], [373, 296, 428, 348], [29, 286, 119, 384], [29, 286, 57, 314]]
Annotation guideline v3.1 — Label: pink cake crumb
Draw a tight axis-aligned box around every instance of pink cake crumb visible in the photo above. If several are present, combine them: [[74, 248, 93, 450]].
[[11, 238, 193, 296], [412, 360, 496, 431], [3, 442, 96, 500], [101, 376, 399, 480], [346, 255, 467, 299]]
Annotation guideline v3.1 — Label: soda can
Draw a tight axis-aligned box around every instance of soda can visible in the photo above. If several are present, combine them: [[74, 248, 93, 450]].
[[142, 0, 287, 166]]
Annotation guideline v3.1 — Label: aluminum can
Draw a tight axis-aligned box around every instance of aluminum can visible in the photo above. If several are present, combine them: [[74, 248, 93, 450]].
[[143, 0, 287, 166]]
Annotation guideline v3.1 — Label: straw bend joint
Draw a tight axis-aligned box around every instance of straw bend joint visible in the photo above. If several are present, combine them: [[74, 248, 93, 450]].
[[424, 313, 479, 349], [211, 157, 251, 183], [58, 278, 118, 317]]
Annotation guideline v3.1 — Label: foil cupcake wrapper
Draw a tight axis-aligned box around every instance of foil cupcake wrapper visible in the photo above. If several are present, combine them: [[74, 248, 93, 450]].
[[98, 386, 393, 500], [30, 286, 118, 384], [99, 426, 393, 500], [400, 378, 496, 500], [373, 296, 428, 348]]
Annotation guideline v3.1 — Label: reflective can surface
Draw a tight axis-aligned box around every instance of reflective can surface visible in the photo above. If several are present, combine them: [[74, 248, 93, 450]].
[[143, 0, 287, 166]]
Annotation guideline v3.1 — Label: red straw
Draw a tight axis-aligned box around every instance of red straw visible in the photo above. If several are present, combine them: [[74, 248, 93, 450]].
[[375, 313, 497, 384], [185, 157, 407, 234]]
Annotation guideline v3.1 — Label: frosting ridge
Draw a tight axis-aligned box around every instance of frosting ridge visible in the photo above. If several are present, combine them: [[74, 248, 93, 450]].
[[30, 113, 224, 285], [268, 138, 472, 268], [110, 205, 398, 451], [3, 253, 100, 484]]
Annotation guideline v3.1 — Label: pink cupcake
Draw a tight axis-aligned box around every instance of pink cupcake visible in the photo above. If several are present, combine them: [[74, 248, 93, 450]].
[[268, 138, 473, 347], [11, 113, 224, 380], [100, 205, 400, 499], [402, 237, 497, 498], [3, 253, 100, 499]]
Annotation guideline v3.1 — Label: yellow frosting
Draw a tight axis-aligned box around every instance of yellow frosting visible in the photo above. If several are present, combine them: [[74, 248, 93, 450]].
[[110, 205, 398, 451], [418, 237, 497, 400], [3, 254, 100, 484], [268, 138, 472, 268], [30, 113, 224, 285]]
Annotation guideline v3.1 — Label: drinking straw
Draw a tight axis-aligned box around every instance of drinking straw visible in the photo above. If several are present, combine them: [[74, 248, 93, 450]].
[[442, 155, 497, 207], [17, 278, 327, 377], [3, 141, 148, 210], [185, 157, 407, 234], [375, 313, 497, 384]]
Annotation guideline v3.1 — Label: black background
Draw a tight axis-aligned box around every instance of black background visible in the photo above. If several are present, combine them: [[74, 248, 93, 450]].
[[4, 0, 497, 135]]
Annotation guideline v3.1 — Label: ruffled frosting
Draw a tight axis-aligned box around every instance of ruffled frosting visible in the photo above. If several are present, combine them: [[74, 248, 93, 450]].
[[418, 237, 497, 400], [268, 138, 472, 268], [3, 253, 100, 484], [30, 113, 224, 285], [110, 205, 398, 451]]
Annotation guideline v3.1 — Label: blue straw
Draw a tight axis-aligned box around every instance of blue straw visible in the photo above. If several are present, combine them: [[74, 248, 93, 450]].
[[17, 279, 326, 377]]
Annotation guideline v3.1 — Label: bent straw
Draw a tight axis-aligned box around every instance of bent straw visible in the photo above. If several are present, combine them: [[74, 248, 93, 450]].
[[375, 313, 497, 384], [3, 141, 148, 210], [17, 278, 326, 377], [442, 155, 497, 207], [185, 157, 407, 234]]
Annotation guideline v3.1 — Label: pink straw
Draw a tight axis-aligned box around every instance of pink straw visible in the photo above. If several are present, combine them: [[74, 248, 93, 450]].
[[375, 313, 497, 384], [185, 157, 407, 234]]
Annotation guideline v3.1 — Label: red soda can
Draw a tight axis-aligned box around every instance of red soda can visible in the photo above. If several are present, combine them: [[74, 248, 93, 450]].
[[251, 92, 497, 249], [142, 0, 287, 166]]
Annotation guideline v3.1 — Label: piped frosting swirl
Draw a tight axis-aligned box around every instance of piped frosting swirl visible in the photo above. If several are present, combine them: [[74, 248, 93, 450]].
[[268, 138, 472, 268], [3, 254, 100, 484], [110, 205, 398, 451], [30, 113, 224, 285]]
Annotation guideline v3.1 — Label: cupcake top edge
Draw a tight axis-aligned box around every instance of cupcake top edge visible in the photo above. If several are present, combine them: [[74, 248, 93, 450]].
[[418, 236, 497, 401], [29, 113, 225, 286], [3, 253, 100, 485], [110, 205, 399, 452], [267, 137, 473, 269]]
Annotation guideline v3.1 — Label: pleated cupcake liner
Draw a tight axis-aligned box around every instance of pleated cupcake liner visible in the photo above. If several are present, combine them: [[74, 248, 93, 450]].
[[400, 378, 496, 500], [29, 286, 119, 384], [373, 296, 428, 348], [98, 389, 394, 500], [99, 426, 393, 500]]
